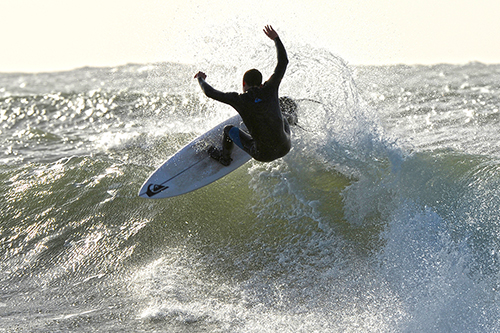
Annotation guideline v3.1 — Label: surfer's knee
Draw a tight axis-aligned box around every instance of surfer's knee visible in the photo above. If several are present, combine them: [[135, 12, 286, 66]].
[[223, 126, 235, 145], [223, 125, 235, 136]]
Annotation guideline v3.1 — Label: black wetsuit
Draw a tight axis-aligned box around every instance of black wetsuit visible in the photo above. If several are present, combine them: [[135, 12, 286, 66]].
[[197, 37, 290, 162]]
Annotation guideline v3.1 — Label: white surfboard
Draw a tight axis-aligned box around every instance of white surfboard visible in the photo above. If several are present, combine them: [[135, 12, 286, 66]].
[[138, 114, 252, 199]]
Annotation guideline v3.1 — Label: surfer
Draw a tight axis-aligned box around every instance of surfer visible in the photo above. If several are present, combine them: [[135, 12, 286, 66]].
[[194, 25, 291, 166]]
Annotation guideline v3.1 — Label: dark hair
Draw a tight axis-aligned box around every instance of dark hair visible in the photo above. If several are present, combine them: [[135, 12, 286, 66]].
[[243, 69, 262, 87]]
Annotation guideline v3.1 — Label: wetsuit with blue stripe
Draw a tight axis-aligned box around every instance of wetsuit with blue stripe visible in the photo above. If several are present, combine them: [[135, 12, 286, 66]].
[[197, 37, 290, 162]]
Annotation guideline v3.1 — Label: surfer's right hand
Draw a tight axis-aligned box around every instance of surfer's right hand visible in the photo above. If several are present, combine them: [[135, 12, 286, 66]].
[[194, 71, 206, 80]]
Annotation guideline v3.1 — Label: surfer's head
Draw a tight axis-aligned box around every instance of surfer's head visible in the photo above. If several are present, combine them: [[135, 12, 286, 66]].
[[243, 69, 262, 92]]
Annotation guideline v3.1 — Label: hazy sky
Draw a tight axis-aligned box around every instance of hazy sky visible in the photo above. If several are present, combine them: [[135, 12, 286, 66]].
[[2, 0, 500, 72]]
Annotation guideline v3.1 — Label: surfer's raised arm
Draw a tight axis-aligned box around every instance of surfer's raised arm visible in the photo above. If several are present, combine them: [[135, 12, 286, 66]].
[[263, 26, 288, 88]]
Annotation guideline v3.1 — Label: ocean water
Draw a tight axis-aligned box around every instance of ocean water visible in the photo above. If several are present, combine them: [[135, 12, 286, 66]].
[[1, 43, 500, 332]]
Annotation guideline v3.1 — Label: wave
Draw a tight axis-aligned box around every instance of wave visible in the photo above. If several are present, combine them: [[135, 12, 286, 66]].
[[2, 41, 500, 330]]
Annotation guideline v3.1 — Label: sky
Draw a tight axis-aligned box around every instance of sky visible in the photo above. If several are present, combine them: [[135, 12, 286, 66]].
[[2, 0, 500, 72]]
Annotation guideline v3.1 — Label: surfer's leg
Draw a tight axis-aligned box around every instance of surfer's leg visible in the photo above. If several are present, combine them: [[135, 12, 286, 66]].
[[227, 127, 260, 159], [221, 125, 234, 161], [226, 126, 244, 150], [208, 126, 234, 166]]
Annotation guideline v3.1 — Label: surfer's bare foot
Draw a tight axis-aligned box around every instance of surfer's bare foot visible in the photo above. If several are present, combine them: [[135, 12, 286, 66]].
[[208, 146, 232, 166]]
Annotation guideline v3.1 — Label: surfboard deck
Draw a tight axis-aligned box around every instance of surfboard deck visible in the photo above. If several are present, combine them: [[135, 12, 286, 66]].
[[138, 114, 251, 199]]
